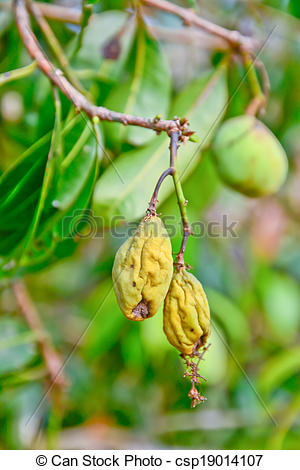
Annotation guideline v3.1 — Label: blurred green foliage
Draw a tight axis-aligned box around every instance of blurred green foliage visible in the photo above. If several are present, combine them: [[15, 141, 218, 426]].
[[0, 0, 300, 451]]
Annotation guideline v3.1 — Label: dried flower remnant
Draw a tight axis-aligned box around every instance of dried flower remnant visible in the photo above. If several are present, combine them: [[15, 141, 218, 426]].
[[182, 345, 210, 408]]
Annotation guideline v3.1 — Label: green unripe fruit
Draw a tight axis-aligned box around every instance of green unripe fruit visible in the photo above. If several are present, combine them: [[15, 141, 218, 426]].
[[212, 116, 288, 197]]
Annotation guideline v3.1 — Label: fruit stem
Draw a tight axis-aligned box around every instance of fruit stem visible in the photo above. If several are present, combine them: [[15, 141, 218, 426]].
[[242, 51, 266, 116], [147, 167, 174, 216], [170, 131, 192, 268], [147, 131, 192, 266]]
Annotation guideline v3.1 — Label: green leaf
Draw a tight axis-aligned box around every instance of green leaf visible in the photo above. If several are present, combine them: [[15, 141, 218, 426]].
[[0, 317, 38, 376], [120, 326, 145, 371], [0, 134, 51, 256], [51, 124, 97, 212], [93, 63, 227, 222], [206, 287, 251, 348], [267, 393, 300, 449], [257, 269, 300, 344], [55, 152, 99, 240], [0, 115, 80, 254], [0, 115, 101, 272], [258, 346, 300, 397], [10, 153, 99, 275], [0, 135, 50, 209], [43, 125, 100, 229], [0, 190, 40, 230], [0, 230, 26, 258], [18, 89, 63, 262], [75, 10, 134, 80], [93, 135, 167, 222], [82, 279, 127, 360], [171, 62, 228, 147], [103, 26, 171, 149], [20, 133, 100, 268], [198, 328, 228, 384], [140, 305, 171, 361]]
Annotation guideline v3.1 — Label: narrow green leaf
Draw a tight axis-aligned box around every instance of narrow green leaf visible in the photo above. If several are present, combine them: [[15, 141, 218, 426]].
[[0, 317, 38, 376], [0, 132, 51, 205], [258, 346, 300, 397], [268, 393, 300, 449], [0, 230, 26, 257], [82, 279, 127, 360], [54, 126, 95, 211], [55, 153, 99, 239], [0, 148, 48, 213], [257, 269, 300, 344], [18, 89, 62, 257], [206, 287, 251, 348], [0, 115, 99, 270], [13, 153, 99, 274], [0, 189, 40, 231], [0, 330, 36, 352], [37, 122, 101, 237], [19, 128, 100, 269]]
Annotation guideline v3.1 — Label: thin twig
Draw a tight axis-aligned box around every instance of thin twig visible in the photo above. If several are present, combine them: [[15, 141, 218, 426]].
[[28, 0, 88, 96], [0, 1, 83, 24], [12, 280, 67, 388], [143, 0, 257, 51], [6, 0, 256, 51], [13, 0, 191, 139], [0, 0, 240, 51], [150, 25, 227, 48]]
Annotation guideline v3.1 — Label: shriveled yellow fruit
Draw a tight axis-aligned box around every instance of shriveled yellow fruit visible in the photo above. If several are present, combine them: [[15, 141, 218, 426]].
[[212, 115, 288, 197], [112, 215, 173, 321], [163, 268, 210, 355]]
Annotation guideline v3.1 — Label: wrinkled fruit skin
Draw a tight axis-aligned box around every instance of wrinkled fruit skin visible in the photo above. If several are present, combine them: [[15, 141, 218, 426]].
[[212, 116, 288, 197], [112, 215, 173, 321], [163, 268, 210, 355]]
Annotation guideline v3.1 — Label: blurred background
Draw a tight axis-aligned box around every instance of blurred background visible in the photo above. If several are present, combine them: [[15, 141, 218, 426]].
[[0, 0, 300, 450]]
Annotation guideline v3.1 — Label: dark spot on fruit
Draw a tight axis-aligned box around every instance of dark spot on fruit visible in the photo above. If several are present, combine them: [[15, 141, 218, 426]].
[[132, 281, 136, 287], [130, 264, 134, 268], [132, 299, 150, 320], [190, 328, 194, 332]]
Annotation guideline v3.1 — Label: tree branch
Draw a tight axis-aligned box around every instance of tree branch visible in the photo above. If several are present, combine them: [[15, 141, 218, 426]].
[[28, 0, 87, 96], [32, 2, 82, 24], [0, 1, 83, 24], [12, 280, 67, 388], [6, 0, 256, 51], [13, 0, 190, 139], [143, 0, 257, 51]]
